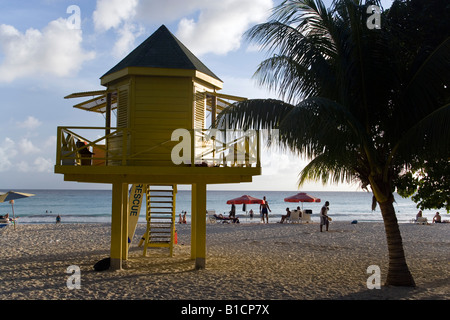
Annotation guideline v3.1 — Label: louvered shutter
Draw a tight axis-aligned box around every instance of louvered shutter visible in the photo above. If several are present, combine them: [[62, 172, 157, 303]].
[[194, 91, 205, 129], [117, 89, 128, 128]]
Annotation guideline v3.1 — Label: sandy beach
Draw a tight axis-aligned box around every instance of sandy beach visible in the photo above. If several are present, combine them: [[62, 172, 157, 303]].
[[0, 221, 448, 301]]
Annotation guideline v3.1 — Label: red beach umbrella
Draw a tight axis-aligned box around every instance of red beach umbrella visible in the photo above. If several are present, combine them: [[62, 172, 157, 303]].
[[284, 192, 321, 209], [284, 193, 321, 203], [226, 195, 265, 205]]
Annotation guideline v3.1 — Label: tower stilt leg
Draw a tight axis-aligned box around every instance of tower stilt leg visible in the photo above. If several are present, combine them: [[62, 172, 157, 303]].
[[193, 182, 207, 270], [110, 182, 126, 270]]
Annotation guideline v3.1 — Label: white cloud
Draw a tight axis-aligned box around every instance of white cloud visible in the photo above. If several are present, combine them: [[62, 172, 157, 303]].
[[17, 161, 30, 173], [0, 135, 55, 173], [0, 138, 17, 172], [93, 0, 273, 57], [221, 75, 277, 100], [93, 0, 139, 32], [17, 157, 52, 173], [135, 0, 204, 23], [112, 22, 145, 58], [17, 116, 42, 130], [175, 0, 273, 56], [33, 157, 53, 173], [0, 19, 95, 82], [18, 138, 41, 155], [44, 136, 57, 149], [93, 0, 143, 58]]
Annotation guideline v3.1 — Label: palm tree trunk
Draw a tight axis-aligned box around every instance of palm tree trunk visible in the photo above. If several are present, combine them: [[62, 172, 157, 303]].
[[378, 199, 416, 287]]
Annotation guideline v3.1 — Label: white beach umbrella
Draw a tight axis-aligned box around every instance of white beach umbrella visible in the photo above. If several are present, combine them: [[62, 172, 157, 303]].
[[0, 191, 35, 220]]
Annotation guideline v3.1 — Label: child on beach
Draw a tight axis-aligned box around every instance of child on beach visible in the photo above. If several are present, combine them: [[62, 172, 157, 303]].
[[178, 211, 187, 224]]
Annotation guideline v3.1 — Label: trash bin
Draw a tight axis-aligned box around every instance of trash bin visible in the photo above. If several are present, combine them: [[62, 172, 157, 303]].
[[80, 151, 93, 166], [61, 149, 75, 165], [76, 140, 93, 166]]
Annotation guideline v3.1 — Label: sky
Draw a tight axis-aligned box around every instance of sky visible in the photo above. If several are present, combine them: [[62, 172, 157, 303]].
[[0, 0, 393, 191]]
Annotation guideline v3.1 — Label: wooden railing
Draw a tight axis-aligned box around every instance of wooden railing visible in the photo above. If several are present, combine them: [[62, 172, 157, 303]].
[[56, 126, 129, 166], [191, 129, 260, 167], [56, 126, 261, 168]]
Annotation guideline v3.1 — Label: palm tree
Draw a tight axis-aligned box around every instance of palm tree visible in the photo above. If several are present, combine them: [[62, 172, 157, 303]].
[[217, 0, 450, 287]]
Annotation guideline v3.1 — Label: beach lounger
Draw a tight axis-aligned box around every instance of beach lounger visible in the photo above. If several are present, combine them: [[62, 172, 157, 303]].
[[288, 210, 300, 223], [301, 210, 312, 223], [207, 210, 216, 223], [213, 213, 240, 224], [414, 217, 428, 225]]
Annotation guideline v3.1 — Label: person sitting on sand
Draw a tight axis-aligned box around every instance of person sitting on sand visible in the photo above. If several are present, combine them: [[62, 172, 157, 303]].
[[280, 207, 291, 223], [432, 212, 442, 223], [415, 210, 423, 222]]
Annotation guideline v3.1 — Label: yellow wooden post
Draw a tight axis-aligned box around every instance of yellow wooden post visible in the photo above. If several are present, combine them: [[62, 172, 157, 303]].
[[194, 182, 207, 269], [211, 95, 217, 127], [191, 130, 195, 167], [190, 184, 197, 259], [121, 183, 129, 261], [170, 184, 177, 257], [257, 130, 261, 168], [122, 129, 127, 166], [106, 92, 111, 137], [56, 127, 62, 165], [110, 181, 124, 270]]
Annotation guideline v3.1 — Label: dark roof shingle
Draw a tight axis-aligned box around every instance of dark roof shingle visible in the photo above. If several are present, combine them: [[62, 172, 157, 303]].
[[101, 25, 221, 81]]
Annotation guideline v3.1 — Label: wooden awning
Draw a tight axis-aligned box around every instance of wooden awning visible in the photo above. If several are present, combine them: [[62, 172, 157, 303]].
[[205, 92, 247, 113], [64, 90, 107, 99], [64, 90, 117, 114], [64, 90, 244, 114], [207, 92, 247, 102]]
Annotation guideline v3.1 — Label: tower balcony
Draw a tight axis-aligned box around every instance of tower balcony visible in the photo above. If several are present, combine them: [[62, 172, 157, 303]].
[[54, 126, 261, 184]]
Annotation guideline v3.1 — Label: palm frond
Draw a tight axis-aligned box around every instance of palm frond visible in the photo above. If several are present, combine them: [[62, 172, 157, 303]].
[[215, 99, 295, 131], [278, 96, 372, 160], [402, 37, 450, 120], [245, 1, 337, 103], [298, 151, 359, 186], [392, 102, 450, 165]]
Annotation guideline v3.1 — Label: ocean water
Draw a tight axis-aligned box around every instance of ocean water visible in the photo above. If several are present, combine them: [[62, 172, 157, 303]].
[[0, 189, 439, 225]]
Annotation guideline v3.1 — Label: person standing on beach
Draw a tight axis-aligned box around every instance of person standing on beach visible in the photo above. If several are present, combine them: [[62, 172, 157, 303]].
[[230, 204, 236, 219], [260, 196, 271, 223], [320, 201, 330, 232]]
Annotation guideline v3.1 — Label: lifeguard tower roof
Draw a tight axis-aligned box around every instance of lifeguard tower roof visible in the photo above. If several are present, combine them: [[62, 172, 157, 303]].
[[101, 24, 222, 82]]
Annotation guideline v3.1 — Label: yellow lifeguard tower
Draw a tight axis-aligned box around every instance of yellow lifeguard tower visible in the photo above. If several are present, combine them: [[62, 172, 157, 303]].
[[55, 25, 261, 270]]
